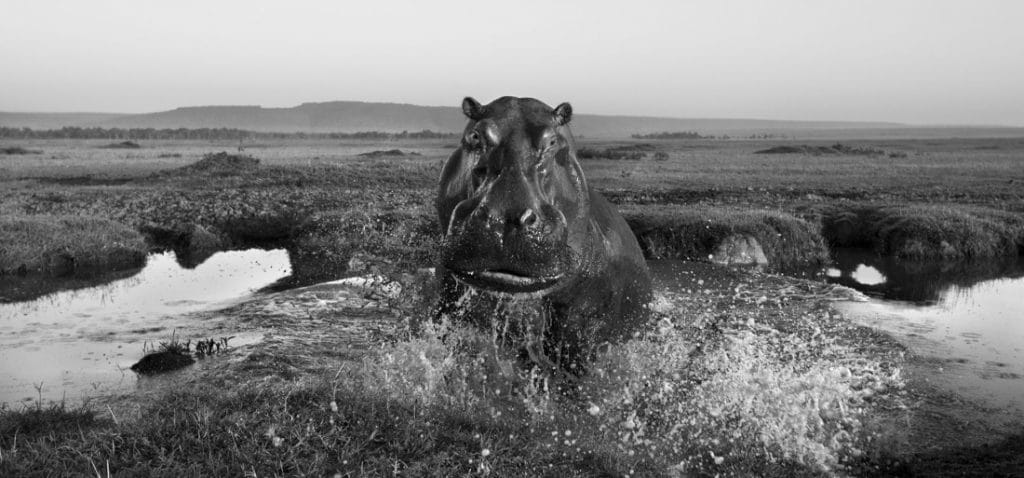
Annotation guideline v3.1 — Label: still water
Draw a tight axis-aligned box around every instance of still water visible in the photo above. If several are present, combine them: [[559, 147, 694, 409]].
[[828, 248, 1024, 411], [0, 249, 291, 405]]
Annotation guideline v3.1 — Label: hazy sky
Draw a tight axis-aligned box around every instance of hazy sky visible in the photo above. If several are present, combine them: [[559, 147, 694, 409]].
[[2, 0, 1022, 125]]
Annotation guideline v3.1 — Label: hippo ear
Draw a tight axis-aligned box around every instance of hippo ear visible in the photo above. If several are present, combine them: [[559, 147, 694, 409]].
[[553, 102, 573, 126], [462, 97, 485, 120]]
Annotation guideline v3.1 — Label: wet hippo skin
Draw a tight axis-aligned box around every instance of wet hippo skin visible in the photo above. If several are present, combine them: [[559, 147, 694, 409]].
[[435, 96, 652, 373]]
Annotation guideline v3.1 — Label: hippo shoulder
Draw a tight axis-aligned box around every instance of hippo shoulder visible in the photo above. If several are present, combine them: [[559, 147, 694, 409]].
[[586, 187, 645, 262]]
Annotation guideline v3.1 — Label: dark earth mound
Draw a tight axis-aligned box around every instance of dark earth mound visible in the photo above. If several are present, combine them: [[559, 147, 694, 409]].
[[176, 151, 260, 172], [577, 143, 657, 160], [1, 146, 42, 155], [755, 143, 887, 156], [99, 141, 142, 149], [357, 149, 421, 158], [130, 350, 195, 375]]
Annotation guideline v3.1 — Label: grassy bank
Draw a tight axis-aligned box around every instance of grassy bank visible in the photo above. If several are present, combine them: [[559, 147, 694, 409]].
[[623, 205, 829, 271], [821, 204, 1024, 259], [286, 208, 438, 284], [3, 145, 1023, 294], [0, 215, 146, 276], [4, 153, 439, 291]]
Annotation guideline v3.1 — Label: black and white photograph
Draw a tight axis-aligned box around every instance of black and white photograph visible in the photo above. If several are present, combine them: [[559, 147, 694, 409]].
[[2, 0, 1023, 475]]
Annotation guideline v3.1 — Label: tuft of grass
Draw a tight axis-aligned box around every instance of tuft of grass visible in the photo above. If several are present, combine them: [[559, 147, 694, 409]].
[[130, 334, 234, 375], [0, 215, 147, 276], [0, 400, 102, 442], [822, 204, 1024, 259], [623, 205, 829, 271]]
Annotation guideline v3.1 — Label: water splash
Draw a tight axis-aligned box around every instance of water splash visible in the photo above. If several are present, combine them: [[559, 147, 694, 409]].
[[352, 289, 903, 474]]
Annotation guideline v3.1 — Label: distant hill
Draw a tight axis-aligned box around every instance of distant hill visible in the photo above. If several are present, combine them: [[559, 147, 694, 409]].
[[0, 112, 127, 130], [3, 101, 1024, 139], [99, 102, 462, 134], [94, 102, 905, 137]]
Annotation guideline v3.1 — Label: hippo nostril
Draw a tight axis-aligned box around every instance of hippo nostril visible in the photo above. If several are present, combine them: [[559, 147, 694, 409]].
[[519, 209, 538, 229]]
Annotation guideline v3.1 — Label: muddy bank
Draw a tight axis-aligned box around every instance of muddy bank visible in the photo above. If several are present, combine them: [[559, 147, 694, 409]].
[[5, 151, 1022, 302], [820, 204, 1024, 260], [0, 215, 146, 275], [0, 215, 147, 301], [623, 205, 829, 271]]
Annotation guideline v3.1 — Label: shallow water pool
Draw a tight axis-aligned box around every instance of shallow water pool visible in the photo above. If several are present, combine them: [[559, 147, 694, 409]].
[[0, 249, 291, 405], [827, 248, 1024, 411]]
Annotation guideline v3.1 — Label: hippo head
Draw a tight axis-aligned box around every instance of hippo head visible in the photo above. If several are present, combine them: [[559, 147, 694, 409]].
[[437, 96, 593, 298]]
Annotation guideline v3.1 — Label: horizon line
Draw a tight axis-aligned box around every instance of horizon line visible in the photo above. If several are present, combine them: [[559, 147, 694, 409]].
[[3, 100, 1024, 129]]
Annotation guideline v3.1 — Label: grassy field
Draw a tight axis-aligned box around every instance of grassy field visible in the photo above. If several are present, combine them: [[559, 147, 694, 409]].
[[2, 136, 1021, 273], [1, 136, 1023, 475]]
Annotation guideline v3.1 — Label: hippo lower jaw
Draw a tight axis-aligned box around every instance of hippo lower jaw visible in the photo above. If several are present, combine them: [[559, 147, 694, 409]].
[[451, 269, 565, 298]]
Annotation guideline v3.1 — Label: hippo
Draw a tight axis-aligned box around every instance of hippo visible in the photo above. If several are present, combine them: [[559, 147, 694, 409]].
[[435, 96, 652, 374]]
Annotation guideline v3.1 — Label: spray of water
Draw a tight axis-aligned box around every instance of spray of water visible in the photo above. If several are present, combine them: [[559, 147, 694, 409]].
[[351, 287, 903, 474]]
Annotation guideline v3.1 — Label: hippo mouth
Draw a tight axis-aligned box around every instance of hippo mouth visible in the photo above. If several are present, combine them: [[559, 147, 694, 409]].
[[451, 268, 565, 296]]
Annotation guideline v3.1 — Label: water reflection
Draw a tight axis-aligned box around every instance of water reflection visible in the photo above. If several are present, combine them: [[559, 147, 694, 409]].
[[0, 266, 144, 304], [826, 248, 1024, 304], [829, 248, 1024, 411], [0, 249, 291, 405]]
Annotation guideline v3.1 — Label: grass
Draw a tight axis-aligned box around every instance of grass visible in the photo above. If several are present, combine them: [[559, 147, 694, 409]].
[[0, 215, 146, 276], [2, 136, 1023, 475], [623, 205, 829, 271], [821, 204, 1024, 259], [0, 400, 101, 442], [581, 138, 1024, 207]]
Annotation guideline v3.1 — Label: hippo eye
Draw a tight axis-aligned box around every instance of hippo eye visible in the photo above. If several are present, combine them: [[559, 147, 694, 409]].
[[464, 130, 483, 150]]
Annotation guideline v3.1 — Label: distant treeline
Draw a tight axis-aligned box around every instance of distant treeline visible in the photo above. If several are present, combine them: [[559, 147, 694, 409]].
[[631, 131, 794, 140], [631, 131, 713, 140], [0, 127, 457, 141]]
